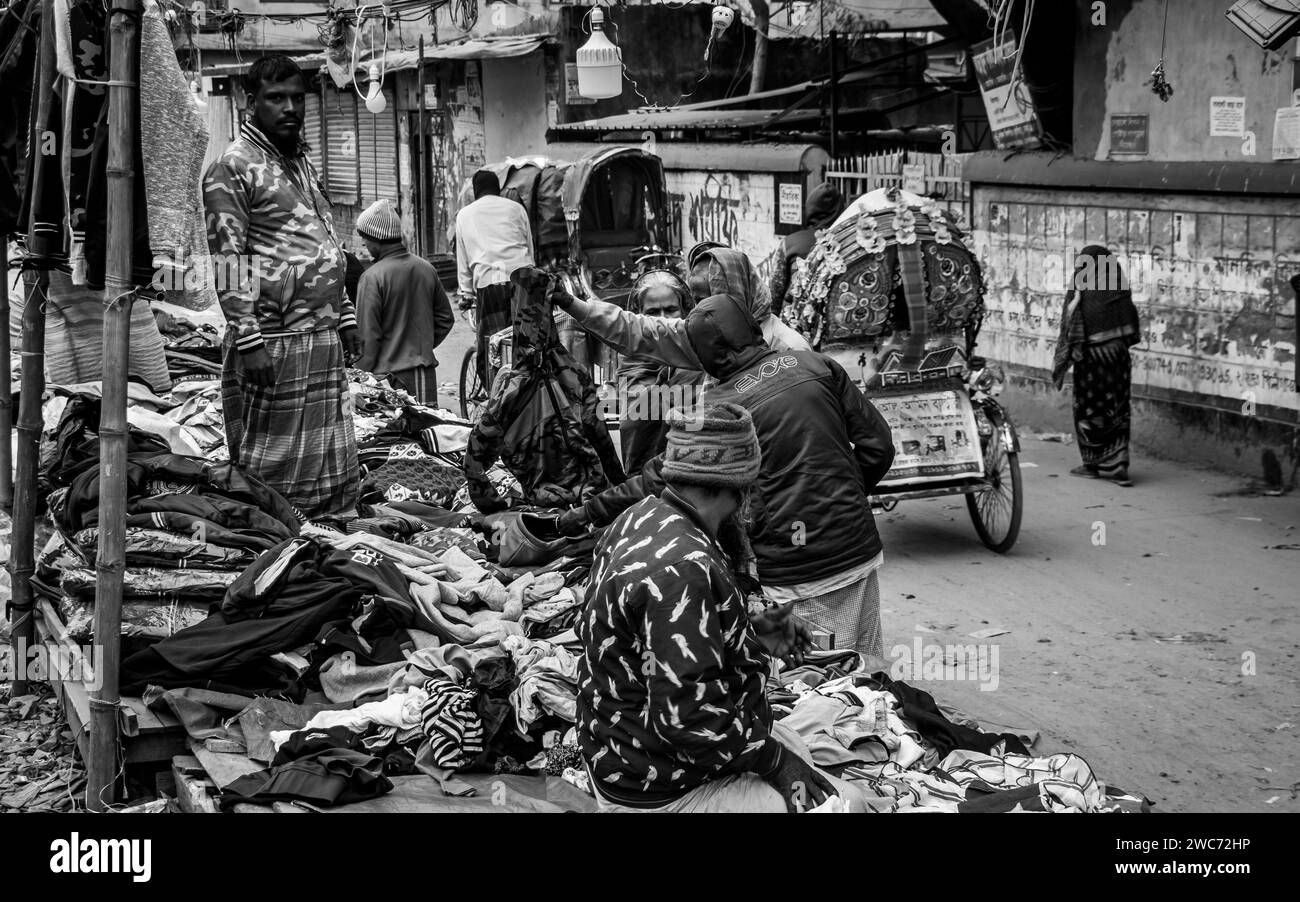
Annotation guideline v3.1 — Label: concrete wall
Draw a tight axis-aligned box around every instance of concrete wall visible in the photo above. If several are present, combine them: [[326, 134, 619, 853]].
[[1075, 0, 1299, 161], [480, 54, 550, 162], [664, 170, 778, 263], [970, 183, 1298, 473]]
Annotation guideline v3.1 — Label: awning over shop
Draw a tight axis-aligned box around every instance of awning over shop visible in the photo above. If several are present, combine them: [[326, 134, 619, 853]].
[[203, 33, 553, 81]]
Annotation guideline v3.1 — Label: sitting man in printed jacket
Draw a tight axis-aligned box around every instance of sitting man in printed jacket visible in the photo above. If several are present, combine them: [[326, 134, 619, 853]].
[[577, 402, 868, 813]]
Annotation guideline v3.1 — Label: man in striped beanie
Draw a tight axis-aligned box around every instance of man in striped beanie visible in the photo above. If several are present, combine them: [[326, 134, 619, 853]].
[[577, 401, 862, 812]]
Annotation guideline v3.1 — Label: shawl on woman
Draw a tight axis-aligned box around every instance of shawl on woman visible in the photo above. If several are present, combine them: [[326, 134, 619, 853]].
[[1052, 247, 1141, 389]]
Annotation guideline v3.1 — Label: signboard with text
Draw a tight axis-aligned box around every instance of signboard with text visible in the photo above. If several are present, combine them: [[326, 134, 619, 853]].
[[874, 389, 985, 486], [971, 37, 1043, 150]]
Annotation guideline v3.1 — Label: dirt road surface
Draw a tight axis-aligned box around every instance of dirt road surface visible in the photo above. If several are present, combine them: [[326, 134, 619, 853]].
[[874, 436, 1299, 814]]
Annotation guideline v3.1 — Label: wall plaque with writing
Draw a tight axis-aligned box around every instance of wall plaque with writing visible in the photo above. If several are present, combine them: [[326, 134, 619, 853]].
[[1109, 113, 1149, 155]]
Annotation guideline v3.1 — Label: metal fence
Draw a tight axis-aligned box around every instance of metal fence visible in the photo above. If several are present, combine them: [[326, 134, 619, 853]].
[[826, 150, 973, 231]]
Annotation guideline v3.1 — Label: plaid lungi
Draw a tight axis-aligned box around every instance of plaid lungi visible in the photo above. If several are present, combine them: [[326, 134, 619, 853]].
[[221, 329, 359, 519], [388, 363, 438, 406], [789, 569, 883, 659]]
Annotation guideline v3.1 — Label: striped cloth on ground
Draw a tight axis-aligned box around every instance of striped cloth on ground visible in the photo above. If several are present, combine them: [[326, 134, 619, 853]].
[[420, 677, 484, 770]]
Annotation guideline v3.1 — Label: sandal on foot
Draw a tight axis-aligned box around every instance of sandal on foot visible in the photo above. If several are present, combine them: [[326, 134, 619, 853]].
[[1069, 465, 1099, 478]]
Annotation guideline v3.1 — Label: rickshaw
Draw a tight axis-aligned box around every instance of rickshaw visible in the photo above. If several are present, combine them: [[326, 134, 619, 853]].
[[456, 146, 679, 421], [783, 186, 1023, 553]]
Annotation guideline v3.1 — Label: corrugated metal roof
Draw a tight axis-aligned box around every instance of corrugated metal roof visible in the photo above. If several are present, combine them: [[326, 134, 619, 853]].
[[545, 140, 829, 174], [552, 108, 781, 133]]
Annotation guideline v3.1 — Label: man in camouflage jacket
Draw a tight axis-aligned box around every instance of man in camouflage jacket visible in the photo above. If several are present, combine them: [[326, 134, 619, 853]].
[[203, 57, 361, 519]]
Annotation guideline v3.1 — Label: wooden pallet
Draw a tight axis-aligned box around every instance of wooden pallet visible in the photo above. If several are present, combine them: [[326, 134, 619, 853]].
[[34, 598, 188, 766]]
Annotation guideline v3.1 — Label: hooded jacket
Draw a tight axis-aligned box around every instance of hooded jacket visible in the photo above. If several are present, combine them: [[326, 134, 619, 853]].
[[581, 294, 896, 587], [463, 268, 625, 513]]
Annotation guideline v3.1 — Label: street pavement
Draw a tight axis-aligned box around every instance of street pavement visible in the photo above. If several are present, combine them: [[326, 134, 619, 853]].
[[873, 436, 1300, 813]]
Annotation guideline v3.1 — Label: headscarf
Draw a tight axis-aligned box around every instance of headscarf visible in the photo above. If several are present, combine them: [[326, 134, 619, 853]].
[[803, 182, 846, 230], [689, 246, 773, 321], [1052, 245, 1140, 388], [631, 269, 692, 316]]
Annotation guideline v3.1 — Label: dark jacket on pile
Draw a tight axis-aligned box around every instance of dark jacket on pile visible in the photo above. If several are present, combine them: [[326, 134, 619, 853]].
[[463, 268, 624, 512], [577, 294, 895, 587], [57, 452, 302, 537]]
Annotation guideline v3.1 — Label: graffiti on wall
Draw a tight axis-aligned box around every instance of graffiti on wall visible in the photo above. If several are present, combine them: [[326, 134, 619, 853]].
[[972, 196, 1299, 417], [665, 170, 778, 263]]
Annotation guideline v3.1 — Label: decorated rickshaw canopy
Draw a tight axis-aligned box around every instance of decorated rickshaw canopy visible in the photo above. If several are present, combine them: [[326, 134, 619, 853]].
[[785, 187, 987, 357]]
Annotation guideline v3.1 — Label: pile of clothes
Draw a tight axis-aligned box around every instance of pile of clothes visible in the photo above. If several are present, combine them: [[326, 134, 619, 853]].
[[33, 392, 301, 648], [767, 654, 1149, 814]]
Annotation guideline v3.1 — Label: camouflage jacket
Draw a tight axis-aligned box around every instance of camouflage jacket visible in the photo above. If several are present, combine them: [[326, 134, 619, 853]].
[[576, 490, 783, 808], [464, 270, 625, 513], [463, 351, 625, 513], [202, 123, 354, 354]]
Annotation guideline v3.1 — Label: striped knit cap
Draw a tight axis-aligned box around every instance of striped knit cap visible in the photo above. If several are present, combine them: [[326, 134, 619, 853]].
[[357, 198, 402, 242], [660, 402, 761, 489]]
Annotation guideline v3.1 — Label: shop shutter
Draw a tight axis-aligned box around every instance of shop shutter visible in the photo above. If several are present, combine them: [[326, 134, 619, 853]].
[[304, 91, 324, 174], [357, 87, 399, 209], [322, 88, 359, 206]]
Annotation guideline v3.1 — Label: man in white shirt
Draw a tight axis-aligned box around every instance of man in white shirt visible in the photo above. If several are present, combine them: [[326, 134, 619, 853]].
[[454, 170, 535, 386]]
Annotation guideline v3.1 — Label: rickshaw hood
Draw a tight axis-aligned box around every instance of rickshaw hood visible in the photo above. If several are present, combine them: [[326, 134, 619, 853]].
[[685, 294, 771, 380]]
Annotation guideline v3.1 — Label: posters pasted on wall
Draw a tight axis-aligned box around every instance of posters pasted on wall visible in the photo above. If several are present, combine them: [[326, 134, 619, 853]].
[[1209, 96, 1246, 137], [778, 183, 803, 227], [1272, 106, 1300, 160], [874, 390, 985, 487]]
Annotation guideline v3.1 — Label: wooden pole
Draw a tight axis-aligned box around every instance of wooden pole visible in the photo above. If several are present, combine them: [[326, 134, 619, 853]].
[[88, 0, 139, 811], [0, 241, 13, 510], [829, 30, 839, 159], [8, 0, 59, 698], [416, 35, 426, 258]]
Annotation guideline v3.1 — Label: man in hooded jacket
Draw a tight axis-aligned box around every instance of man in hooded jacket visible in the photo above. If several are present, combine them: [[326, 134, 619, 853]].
[[766, 182, 846, 317], [553, 292, 896, 658]]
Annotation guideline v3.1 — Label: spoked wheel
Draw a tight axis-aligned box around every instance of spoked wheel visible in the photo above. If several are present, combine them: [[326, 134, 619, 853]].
[[459, 347, 488, 421], [966, 423, 1023, 553]]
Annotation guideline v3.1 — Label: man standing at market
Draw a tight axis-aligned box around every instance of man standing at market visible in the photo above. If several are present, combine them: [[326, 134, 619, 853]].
[[454, 170, 535, 385], [204, 56, 360, 520], [578, 401, 867, 812], [352, 198, 455, 405], [554, 290, 896, 659]]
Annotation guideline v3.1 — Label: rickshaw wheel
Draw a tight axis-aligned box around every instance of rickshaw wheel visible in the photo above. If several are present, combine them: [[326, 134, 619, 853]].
[[966, 425, 1023, 553], [459, 347, 488, 421]]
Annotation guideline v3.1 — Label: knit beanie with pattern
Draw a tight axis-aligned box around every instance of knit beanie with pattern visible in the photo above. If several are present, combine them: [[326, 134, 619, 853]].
[[357, 199, 402, 242], [660, 402, 761, 490]]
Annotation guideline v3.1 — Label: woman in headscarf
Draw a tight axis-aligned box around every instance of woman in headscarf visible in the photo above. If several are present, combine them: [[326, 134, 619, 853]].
[[549, 241, 811, 382], [766, 182, 847, 317], [1052, 245, 1142, 486], [617, 269, 705, 473]]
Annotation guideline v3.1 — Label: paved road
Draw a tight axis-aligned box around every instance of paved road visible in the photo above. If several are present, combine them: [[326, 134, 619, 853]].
[[872, 436, 1300, 813]]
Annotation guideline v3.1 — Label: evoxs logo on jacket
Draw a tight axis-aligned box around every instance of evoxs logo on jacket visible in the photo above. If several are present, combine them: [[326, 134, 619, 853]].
[[736, 356, 799, 393]]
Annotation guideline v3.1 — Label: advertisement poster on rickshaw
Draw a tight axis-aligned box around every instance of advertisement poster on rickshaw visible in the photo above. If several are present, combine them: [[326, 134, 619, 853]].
[[874, 389, 985, 486]]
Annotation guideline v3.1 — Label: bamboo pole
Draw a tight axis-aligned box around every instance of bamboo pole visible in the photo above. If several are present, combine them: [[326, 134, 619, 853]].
[[0, 241, 12, 509], [8, 270, 45, 698], [416, 35, 426, 258], [8, 0, 60, 698], [88, 0, 139, 811]]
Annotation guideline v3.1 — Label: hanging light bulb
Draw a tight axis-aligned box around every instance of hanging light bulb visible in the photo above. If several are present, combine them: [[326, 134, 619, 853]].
[[575, 7, 622, 100], [365, 64, 387, 114]]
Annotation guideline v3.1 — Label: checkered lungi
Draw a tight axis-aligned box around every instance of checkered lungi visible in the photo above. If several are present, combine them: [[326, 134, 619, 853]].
[[388, 363, 438, 406], [792, 569, 883, 659], [221, 328, 359, 519]]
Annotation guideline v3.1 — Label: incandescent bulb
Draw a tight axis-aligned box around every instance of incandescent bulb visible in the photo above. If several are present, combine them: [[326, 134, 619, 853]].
[[365, 64, 387, 114]]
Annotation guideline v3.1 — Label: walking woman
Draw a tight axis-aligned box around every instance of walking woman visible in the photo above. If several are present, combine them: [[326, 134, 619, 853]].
[[1052, 245, 1143, 486]]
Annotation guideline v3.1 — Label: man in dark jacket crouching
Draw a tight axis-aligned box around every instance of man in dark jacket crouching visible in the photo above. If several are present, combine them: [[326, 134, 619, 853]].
[[556, 291, 895, 658]]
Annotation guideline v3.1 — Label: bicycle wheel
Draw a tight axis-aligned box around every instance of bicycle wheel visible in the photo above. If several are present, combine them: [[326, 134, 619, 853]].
[[966, 423, 1023, 553], [459, 347, 487, 421]]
